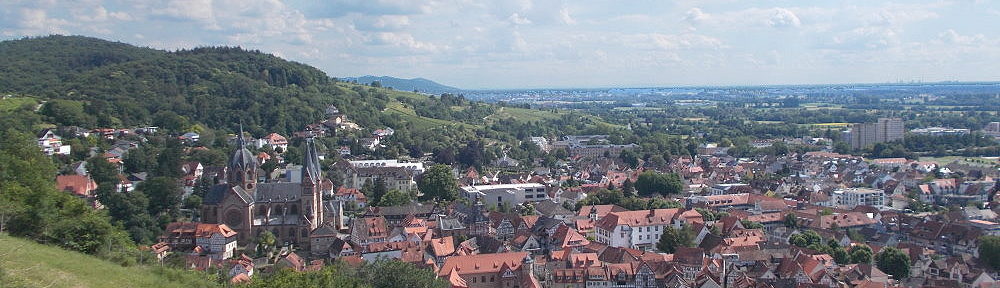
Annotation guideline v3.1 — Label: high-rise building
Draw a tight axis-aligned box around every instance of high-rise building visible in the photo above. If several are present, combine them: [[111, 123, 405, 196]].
[[848, 118, 903, 149]]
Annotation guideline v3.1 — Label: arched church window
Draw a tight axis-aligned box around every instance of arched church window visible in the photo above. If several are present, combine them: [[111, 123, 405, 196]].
[[290, 204, 299, 215]]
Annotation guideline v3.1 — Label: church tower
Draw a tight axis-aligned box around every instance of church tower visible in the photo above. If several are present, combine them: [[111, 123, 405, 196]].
[[299, 137, 324, 245], [228, 125, 258, 190]]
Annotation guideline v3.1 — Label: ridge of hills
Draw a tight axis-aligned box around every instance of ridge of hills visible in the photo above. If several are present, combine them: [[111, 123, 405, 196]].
[[341, 75, 461, 94]]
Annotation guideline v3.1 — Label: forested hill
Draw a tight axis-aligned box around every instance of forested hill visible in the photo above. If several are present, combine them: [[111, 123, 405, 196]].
[[0, 35, 352, 135]]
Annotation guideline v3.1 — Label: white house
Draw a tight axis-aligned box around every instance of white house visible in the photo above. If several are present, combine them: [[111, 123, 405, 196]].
[[194, 224, 239, 260], [593, 208, 703, 251]]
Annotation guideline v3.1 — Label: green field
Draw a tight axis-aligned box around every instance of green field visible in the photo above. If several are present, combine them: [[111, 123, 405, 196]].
[[0, 97, 38, 112], [918, 156, 999, 167], [383, 101, 479, 130], [0, 234, 218, 288], [490, 107, 562, 122]]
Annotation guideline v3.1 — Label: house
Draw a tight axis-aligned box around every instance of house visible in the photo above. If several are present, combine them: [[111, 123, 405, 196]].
[[594, 208, 704, 251], [194, 223, 239, 260], [258, 133, 289, 152], [55, 174, 100, 208], [350, 217, 389, 246], [37, 128, 71, 156], [179, 132, 200, 144], [160, 222, 238, 260], [437, 252, 540, 288], [333, 187, 368, 208]]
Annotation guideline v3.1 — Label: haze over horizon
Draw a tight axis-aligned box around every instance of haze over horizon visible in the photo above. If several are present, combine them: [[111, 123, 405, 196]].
[[2, 1, 999, 89]]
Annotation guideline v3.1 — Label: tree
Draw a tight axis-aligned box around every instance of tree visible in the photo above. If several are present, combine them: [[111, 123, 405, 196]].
[[784, 213, 798, 228], [621, 178, 636, 196], [256, 230, 277, 257], [377, 189, 412, 207], [418, 164, 458, 201], [978, 236, 1000, 270], [875, 247, 911, 279], [155, 139, 184, 177], [657, 225, 694, 253], [740, 220, 764, 229], [849, 245, 873, 264], [0, 129, 131, 255], [87, 156, 120, 185], [635, 171, 683, 197], [831, 248, 849, 264], [41, 99, 95, 127], [139, 177, 183, 218], [789, 230, 822, 247]]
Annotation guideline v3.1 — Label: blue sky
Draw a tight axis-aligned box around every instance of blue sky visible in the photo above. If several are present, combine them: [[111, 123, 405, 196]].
[[2, 0, 999, 89]]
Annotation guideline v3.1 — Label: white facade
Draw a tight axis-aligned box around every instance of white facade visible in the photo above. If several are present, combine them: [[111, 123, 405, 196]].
[[595, 223, 672, 250], [349, 159, 425, 174], [195, 232, 238, 260], [709, 183, 749, 195], [460, 183, 548, 208], [831, 188, 885, 209]]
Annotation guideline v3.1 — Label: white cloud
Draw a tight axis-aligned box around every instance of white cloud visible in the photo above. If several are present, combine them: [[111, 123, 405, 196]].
[[507, 13, 532, 25], [1, 0, 998, 87], [768, 8, 801, 28]]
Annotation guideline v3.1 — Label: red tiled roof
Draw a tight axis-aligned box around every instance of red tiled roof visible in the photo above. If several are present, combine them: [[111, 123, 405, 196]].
[[430, 236, 456, 257], [56, 175, 98, 197], [436, 252, 531, 277], [576, 204, 627, 218], [596, 208, 681, 231]]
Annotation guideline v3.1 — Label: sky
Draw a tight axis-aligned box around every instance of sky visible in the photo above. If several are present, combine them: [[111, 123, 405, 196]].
[[2, 1, 999, 89]]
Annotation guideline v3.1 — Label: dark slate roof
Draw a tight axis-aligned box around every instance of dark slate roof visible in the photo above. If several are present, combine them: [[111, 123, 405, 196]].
[[203, 183, 230, 205], [255, 182, 302, 202], [534, 200, 572, 216], [301, 138, 322, 184]]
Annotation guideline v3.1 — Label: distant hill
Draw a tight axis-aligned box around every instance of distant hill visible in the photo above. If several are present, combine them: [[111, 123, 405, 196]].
[[342, 75, 460, 94]]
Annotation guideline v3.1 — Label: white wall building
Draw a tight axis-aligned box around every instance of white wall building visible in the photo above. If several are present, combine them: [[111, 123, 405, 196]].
[[831, 188, 885, 209], [348, 160, 425, 174], [460, 183, 548, 208], [593, 208, 702, 251]]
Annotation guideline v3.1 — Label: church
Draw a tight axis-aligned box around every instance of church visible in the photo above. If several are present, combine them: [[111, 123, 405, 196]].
[[202, 131, 325, 249]]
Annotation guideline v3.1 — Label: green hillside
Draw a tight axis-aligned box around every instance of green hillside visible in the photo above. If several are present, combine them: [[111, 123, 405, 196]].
[[0, 234, 218, 288]]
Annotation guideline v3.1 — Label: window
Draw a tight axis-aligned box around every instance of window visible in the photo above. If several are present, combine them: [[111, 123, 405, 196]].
[[526, 194, 533, 199], [482, 276, 486, 283]]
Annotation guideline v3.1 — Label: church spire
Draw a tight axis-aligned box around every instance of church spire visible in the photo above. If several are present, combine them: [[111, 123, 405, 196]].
[[302, 137, 321, 185], [237, 121, 246, 149]]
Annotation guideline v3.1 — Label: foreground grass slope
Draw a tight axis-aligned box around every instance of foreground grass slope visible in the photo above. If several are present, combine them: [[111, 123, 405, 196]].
[[0, 234, 218, 288]]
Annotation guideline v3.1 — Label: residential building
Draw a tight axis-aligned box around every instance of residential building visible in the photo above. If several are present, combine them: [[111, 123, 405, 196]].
[[911, 127, 970, 136], [437, 252, 540, 288], [831, 188, 885, 209], [160, 222, 238, 260], [593, 208, 703, 250], [461, 183, 548, 208], [37, 128, 71, 156], [334, 160, 418, 193], [847, 118, 903, 149]]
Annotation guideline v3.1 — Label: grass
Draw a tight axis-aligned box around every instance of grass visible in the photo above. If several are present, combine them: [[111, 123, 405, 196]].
[[0, 234, 217, 288], [919, 156, 999, 167], [383, 101, 479, 130], [491, 107, 562, 122], [0, 97, 38, 112]]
